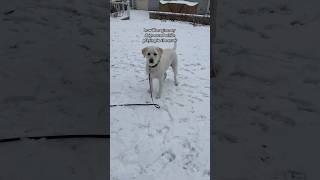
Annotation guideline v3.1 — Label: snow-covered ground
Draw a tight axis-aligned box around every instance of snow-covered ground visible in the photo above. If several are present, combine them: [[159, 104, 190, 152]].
[[1, 0, 108, 179], [214, 0, 320, 179], [110, 10, 210, 180]]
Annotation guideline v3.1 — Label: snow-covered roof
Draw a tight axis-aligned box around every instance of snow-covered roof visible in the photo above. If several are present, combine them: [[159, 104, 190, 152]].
[[160, 0, 199, 6]]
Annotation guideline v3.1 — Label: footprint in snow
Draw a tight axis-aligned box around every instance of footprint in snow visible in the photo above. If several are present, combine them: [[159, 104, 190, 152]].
[[175, 102, 185, 107]]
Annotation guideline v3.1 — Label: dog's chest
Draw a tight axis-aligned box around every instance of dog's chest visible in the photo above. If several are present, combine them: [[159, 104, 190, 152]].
[[149, 67, 160, 78]]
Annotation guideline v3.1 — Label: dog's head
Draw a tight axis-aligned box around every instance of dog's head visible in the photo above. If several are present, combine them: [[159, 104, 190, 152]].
[[142, 46, 163, 67]]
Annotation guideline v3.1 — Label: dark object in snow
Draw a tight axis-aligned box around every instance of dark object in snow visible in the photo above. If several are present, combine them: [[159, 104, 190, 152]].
[[92, 58, 107, 64], [3, 10, 15, 15], [290, 20, 305, 26], [286, 170, 307, 180], [0, 134, 109, 143], [121, 16, 130, 20], [110, 103, 160, 108], [9, 44, 18, 49]]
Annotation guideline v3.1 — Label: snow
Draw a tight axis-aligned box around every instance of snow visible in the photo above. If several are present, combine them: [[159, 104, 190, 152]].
[[0, 0, 107, 139], [0, 0, 108, 179], [110, 10, 210, 180], [0, 138, 107, 179], [214, 0, 320, 179], [160, 0, 199, 6], [149, 10, 210, 18]]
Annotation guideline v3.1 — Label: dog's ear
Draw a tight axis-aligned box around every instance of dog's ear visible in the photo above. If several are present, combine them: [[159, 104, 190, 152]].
[[142, 47, 148, 57], [157, 47, 163, 56]]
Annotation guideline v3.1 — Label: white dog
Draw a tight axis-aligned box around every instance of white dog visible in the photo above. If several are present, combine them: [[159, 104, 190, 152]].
[[142, 41, 178, 99]]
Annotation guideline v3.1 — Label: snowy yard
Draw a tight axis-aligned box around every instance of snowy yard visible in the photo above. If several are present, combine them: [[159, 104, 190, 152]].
[[110, 10, 210, 180]]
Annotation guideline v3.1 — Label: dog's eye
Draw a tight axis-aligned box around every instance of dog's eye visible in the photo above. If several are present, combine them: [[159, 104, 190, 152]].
[[147, 53, 150, 56], [154, 53, 157, 56]]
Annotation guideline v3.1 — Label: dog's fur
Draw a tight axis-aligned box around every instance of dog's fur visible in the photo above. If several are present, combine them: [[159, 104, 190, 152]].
[[142, 42, 178, 98]]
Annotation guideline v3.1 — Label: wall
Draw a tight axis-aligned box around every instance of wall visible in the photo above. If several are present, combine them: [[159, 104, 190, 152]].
[[148, 0, 210, 14]]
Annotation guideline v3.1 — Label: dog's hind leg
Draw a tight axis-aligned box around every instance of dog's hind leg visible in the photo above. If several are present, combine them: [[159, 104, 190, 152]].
[[171, 61, 178, 86]]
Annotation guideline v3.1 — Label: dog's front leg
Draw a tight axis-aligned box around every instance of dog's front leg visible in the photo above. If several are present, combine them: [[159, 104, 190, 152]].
[[156, 78, 162, 99], [148, 77, 153, 94], [145, 63, 149, 75]]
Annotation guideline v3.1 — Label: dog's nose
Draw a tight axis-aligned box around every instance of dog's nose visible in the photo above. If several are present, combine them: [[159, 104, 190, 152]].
[[149, 59, 154, 63]]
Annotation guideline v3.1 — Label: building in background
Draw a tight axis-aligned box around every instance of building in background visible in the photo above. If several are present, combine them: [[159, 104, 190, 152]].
[[132, 0, 210, 15]]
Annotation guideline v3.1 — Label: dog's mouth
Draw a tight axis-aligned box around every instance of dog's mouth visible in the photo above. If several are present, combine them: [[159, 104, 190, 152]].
[[148, 59, 159, 68]]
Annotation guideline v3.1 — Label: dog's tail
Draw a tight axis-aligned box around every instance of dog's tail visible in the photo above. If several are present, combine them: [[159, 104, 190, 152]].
[[173, 39, 177, 50]]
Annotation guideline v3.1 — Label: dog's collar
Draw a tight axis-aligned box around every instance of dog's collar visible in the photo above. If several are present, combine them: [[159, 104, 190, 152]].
[[148, 60, 160, 68]]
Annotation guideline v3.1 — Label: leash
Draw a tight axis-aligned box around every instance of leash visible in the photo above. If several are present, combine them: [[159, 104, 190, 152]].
[[0, 134, 109, 143], [110, 73, 160, 109]]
